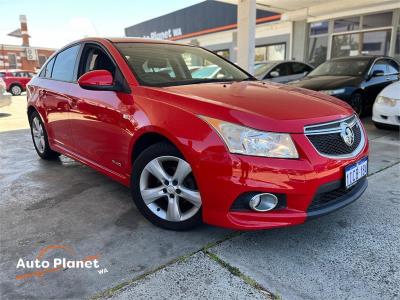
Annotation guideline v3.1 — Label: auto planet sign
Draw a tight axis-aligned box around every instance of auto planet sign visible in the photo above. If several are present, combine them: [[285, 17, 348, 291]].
[[142, 27, 182, 40]]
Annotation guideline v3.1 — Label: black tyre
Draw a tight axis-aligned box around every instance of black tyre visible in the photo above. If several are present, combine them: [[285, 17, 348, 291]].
[[349, 93, 364, 116], [131, 142, 202, 230], [29, 111, 60, 159], [10, 84, 22, 96]]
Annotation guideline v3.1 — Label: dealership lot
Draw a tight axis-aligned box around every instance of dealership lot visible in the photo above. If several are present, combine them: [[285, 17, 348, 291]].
[[0, 96, 399, 299]]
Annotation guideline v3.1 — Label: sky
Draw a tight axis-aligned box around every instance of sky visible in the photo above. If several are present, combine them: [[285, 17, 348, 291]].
[[0, 0, 203, 49]]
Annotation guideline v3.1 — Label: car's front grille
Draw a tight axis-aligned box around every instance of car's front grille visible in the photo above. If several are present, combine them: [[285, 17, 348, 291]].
[[308, 177, 366, 212], [304, 115, 365, 158]]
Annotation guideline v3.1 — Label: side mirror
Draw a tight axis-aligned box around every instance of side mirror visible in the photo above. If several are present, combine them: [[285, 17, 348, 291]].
[[270, 71, 280, 78], [78, 70, 116, 91], [371, 70, 385, 78]]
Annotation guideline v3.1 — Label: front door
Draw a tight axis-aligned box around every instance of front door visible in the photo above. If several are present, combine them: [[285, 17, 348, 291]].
[[68, 44, 133, 176]]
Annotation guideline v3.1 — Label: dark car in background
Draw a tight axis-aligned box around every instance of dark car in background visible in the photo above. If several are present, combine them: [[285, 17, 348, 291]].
[[289, 56, 399, 115], [254, 61, 314, 83], [0, 70, 36, 96]]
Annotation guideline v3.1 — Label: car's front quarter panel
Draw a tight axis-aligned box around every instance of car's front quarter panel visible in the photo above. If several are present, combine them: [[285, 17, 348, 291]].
[[132, 87, 369, 230]]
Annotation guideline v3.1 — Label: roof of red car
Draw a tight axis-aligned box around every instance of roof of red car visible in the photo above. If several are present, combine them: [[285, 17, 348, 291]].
[[79, 37, 187, 46]]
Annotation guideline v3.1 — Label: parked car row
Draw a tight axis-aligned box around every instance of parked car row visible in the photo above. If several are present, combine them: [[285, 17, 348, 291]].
[[0, 70, 36, 96], [290, 56, 399, 116]]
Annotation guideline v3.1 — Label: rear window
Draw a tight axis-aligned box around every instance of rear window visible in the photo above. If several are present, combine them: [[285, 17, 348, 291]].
[[0, 72, 4, 77]]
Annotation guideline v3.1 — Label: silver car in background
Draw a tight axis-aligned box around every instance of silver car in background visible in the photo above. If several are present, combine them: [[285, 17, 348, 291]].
[[254, 61, 314, 83]]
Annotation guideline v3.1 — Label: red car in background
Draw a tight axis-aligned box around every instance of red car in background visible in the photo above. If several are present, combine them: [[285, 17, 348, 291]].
[[0, 70, 36, 96], [26, 38, 369, 230]]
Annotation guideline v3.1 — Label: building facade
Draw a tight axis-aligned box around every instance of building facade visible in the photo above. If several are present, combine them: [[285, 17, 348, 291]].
[[0, 15, 55, 72], [125, 0, 400, 67], [0, 44, 54, 72]]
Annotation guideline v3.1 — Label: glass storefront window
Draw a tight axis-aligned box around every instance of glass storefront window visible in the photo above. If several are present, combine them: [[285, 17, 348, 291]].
[[334, 17, 360, 32], [362, 12, 392, 29], [332, 33, 360, 58], [254, 44, 285, 62], [361, 30, 391, 56], [308, 36, 328, 66], [310, 21, 329, 35], [332, 30, 391, 58]]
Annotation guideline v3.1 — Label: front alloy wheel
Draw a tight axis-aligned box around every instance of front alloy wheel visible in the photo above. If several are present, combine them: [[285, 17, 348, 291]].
[[132, 143, 202, 230]]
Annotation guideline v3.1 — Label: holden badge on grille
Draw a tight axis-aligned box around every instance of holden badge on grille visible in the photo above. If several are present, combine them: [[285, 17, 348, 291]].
[[340, 122, 355, 146]]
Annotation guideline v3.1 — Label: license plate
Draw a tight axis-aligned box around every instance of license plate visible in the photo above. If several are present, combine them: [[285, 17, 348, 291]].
[[345, 157, 368, 189]]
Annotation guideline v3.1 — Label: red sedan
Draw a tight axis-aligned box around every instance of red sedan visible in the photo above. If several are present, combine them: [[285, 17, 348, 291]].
[[26, 38, 369, 230], [0, 69, 36, 95]]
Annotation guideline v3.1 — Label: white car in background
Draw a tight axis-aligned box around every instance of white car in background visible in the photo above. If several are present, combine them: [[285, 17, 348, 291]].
[[0, 77, 12, 109], [372, 81, 400, 129]]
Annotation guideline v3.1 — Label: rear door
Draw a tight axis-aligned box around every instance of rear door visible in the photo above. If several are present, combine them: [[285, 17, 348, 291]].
[[39, 44, 81, 150], [16, 71, 32, 89]]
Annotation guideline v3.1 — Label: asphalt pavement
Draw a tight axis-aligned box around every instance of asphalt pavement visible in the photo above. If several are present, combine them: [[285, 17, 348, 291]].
[[0, 96, 399, 300]]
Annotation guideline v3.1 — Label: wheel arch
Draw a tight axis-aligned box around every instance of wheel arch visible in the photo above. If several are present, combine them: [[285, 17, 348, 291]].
[[27, 105, 37, 119], [8, 82, 23, 91], [130, 130, 182, 167]]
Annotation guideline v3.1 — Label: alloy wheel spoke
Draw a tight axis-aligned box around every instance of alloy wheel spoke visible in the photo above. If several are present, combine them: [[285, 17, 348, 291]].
[[166, 197, 181, 221], [33, 118, 40, 131], [39, 137, 45, 150], [145, 159, 170, 182], [141, 186, 165, 205], [173, 159, 191, 183], [179, 187, 201, 207]]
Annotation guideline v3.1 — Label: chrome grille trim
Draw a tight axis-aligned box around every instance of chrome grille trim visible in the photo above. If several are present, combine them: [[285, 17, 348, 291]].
[[304, 115, 366, 159], [304, 115, 357, 135]]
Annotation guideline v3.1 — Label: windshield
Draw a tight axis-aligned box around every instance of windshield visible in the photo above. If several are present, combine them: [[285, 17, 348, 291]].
[[308, 59, 370, 77], [115, 43, 251, 86], [253, 63, 275, 78]]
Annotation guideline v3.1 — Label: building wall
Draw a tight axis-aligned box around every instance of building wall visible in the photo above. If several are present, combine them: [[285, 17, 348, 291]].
[[177, 20, 292, 62], [0, 45, 54, 72]]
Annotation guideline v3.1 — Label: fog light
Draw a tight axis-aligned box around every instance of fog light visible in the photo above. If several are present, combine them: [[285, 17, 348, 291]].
[[248, 193, 278, 212]]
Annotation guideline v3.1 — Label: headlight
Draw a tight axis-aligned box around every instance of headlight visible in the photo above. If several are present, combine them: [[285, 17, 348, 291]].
[[376, 96, 397, 107], [200, 116, 299, 158], [320, 88, 346, 95]]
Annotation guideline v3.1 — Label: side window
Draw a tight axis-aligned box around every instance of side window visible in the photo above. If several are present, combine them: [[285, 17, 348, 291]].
[[291, 63, 312, 74], [269, 63, 291, 77], [40, 56, 55, 78], [371, 60, 386, 75], [52, 45, 80, 81], [79, 46, 116, 77], [385, 59, 399, 74]]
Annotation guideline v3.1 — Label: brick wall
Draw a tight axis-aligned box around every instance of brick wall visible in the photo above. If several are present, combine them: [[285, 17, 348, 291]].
[[0, 45, 55, 72]]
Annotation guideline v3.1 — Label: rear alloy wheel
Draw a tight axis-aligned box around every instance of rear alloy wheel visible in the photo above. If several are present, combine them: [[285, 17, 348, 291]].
[[132, 143, 202, 230], [29, 111, 60, 159], [349, 93, 364, 116], [10, 85, 22, 96]]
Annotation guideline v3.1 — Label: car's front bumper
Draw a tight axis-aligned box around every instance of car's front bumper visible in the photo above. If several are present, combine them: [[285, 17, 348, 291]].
[[372, 101, 400, 126], [197, 132, 369, 230]]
